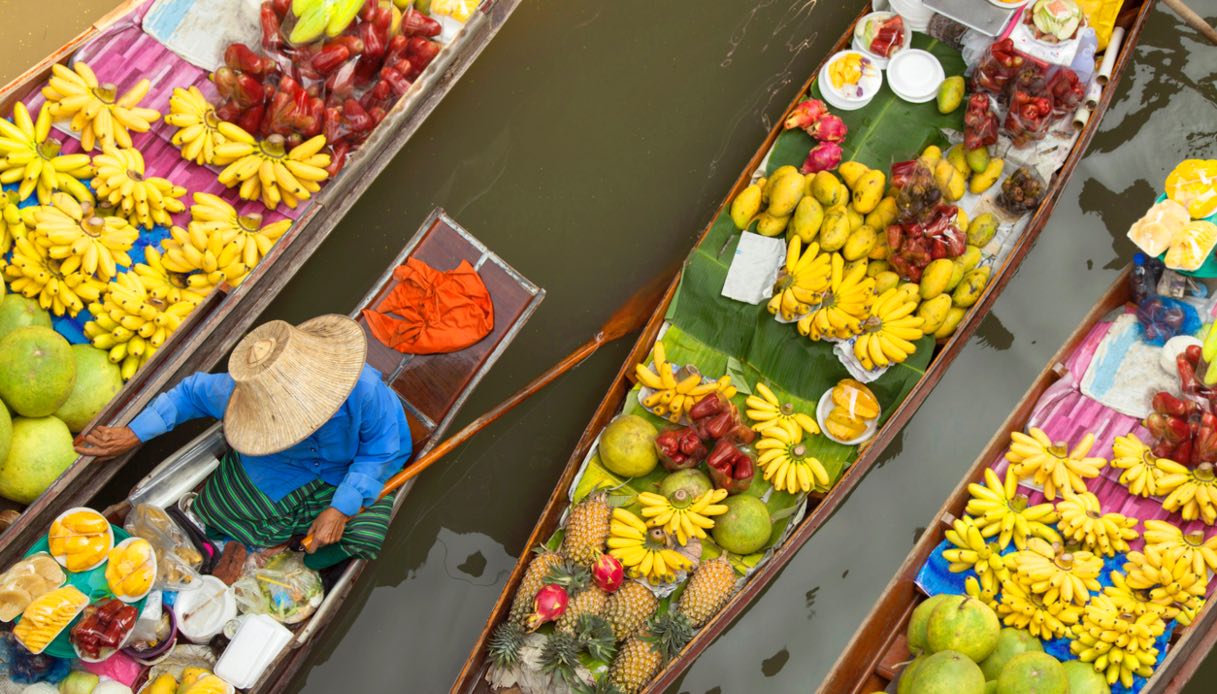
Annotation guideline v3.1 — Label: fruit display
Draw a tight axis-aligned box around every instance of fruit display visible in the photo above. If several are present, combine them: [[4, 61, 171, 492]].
[[855, 13, 905, 59], [821, 379, 879, 442], [0, 553, 65, 622], [90, 147, 187, 230], [212, 126, 331, 210], [633, 342, 735, 423], [42, 62, 161, 152], [1165, 159, 1217, 220], [608, 507, 694, 584], [104, 538, 156, 601], [1004, 427, 1107, 500], [70, 598, 136, 659], [0, 102, 94, 204], [33, 194, 138, 282], [12, 585, 89, 654], [755, 418, 829, 493], [636, 488, 728, 545], [48, 508, 113, 572], [83, 271, 198, 381]]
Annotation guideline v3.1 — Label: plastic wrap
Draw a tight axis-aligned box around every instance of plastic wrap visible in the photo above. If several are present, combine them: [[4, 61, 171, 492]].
[[1136, 295, 1200, 346], [1165, 160, 1217, 219], [125, 505, 202, 592], [13, 587, 89, 655], [70, 599, 137, 660], [232, 553, 323, 625]]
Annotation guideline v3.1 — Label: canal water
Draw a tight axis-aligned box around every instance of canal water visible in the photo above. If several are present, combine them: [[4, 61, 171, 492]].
[[4, 0, 1217, 691]]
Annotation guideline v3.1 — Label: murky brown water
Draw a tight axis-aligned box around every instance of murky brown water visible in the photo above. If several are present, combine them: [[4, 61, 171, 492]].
[[4, 0, 1217, 691]]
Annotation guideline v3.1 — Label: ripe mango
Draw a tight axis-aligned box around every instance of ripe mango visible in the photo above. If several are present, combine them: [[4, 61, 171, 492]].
[[945, 262, 965, 292], [919, 259, 955, 300], [919, 145, 942, 170], [811, 171, 846, 207], [839, 161, 869, 190], [934, 160, 966, 202], [966, 146, 991, 174], [917, 295, 953, 334], [843, 225, 878, 261], [865, 196, 898, 231], [897, 282, 920, 304], [764, 166, 798, 202], [767, 173, 807, 216], [730, 183, 763, 230], [956, 208, 969, 233], [846, 206, 864, 231], [755, 211, 791, 237], [946, 145, 969, 176], [852, 169, 886, 214], [844, 258, 868, 276], [873, 270, 900, 295], [934, 306, 967, 339], [970, 158, 1005, 195], [818, 208, 851, 252], [868, 233, 890, 260], [788, 196, 824, 243], [958, 245, 982, 272], [866, 260, 890, 277], [952, 266, 992, 308], [937, 76, 965, 114], [967, 213, 998, 247]]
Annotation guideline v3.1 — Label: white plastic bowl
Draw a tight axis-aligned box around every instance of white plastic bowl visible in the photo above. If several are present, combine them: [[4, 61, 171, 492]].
[[886, 49, 946, 104], [816, 390, 879, 446]]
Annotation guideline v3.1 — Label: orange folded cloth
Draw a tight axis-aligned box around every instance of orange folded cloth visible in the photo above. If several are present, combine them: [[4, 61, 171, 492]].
[[362, 257, 494, 354]]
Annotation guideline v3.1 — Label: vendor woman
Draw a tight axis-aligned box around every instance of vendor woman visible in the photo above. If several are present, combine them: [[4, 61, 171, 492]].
[[75, 315, 412, 570]]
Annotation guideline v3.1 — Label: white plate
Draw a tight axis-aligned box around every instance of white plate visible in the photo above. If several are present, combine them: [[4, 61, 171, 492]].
[[987, 0, 1030, 8], [816, 390, 879, 446], [886, 49, 945, 104], [50, 507, 114, 573], [107, 537, 157, 604], [851, 12, 913, 69], [818, 63, 882, 112], [820, 50, 884, 102]]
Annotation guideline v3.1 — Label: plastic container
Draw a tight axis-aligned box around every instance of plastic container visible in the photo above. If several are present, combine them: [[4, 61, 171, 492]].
[[819, 51, 884, 111], [174, 576, 236, 643], [106, 538, 157, 604], [851, 12, 913, 68], [889, 0, 934, 32], [885, 49, 946, 103], [214, 614, 293, 689], [122, 599, 178, 664]]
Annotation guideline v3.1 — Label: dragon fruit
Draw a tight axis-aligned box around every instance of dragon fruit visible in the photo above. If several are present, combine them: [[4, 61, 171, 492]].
[[592, 553, 624, 593], [800, 141, 843, 174], [807, 113, 848, 143], [525, 584, 568, 631], [783, 98, 827, 130]]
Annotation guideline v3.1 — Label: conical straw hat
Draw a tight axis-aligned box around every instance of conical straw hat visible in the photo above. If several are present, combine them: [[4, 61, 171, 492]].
[[223, 315, 367, 456]]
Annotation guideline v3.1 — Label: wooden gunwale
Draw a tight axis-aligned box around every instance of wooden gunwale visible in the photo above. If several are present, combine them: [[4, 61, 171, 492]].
[[0, 0, 522, 566], [451, 1, 1155, 691]]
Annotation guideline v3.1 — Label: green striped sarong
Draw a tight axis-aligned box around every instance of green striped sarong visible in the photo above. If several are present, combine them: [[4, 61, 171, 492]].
[[193, 451, 395, 564]]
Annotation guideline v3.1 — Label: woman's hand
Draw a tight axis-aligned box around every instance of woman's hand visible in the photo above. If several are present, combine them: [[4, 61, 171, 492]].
[[74, 426, 141, 460], [306, 507, 349, 552]]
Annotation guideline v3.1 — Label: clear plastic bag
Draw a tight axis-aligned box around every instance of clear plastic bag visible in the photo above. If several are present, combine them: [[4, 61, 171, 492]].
[[125, 505, 203, 592], [1136, 294, 1201, 345], [232, 553, 323, 625], [1166, 160, 1217, 220]]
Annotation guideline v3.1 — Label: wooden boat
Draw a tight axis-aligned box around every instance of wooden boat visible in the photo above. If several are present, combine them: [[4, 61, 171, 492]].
[[453, 2, 1155, 691], [819, 266, 1217, 693], [91, 208, 544, 692], [0, 0, 521, 562]]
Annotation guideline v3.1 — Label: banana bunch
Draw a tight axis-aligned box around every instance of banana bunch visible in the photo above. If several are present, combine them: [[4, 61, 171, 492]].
[[744, 382, 820, 435], [92, 147, 187, 229], [1110, 433, 1165, 498], [159, 224, 251, 295], [188, 193, 291, 269], [1069, 594, 1163, 689], [1010, 537, 1102, 607], [133, 247, 206, 306], [767, 238, 830, 321], [42, 62, 160, 151], [1123, 545, 1207, 621], [607, 508, 693, 585], [964, 467, 1059, 550], [943, 516, 1011, 596], [1104, 571, 1174, 620], [4, 236, 105, 316], [635, 342, 732, 423], [1141, 519, 1217, 576], [796, 253, 874, 341], [34, 193, 137, 281], [1005, 428, 1107, 500], [1055, 492, 1139, 557], [164, 86, 227, 166], [964, 575, 999, 609], [854, 287, 924, 369], [212, 125, 331, 211], [755, 418, 831, 493], [995, 576, 1082, 640], [637, 488, 728, 546], [1156, 460, 1217, 525], [0, 102, 94, 203], [84, 272, 197, 380], [0, 191, 27, 258]]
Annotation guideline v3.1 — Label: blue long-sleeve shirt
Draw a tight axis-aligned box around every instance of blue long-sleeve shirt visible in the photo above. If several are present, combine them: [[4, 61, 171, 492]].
[[129, 364, 413, 517]]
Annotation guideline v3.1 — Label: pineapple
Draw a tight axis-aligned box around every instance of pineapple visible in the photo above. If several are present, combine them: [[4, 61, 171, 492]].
[[487, 621, 526, 669], [508, 548, 563, 626], [562, 492, 611, 567], [539, 630, 583, 687], [676, 556, 737, 628], [603, 580, 658, 641], [572, 613, 618, 662], [557, 586, 609, 633], [608, 614, 692, 694]]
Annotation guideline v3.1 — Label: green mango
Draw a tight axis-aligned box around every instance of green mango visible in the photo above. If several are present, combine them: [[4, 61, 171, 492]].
[[327, 0, 366, 37], [290, 0, 334, 44]]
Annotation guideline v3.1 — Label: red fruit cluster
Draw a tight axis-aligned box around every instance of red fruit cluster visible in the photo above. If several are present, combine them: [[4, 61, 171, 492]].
[[655, 427, 708, 471], [685, 394, 757, 494], [970, 38, 1084, 148], [1145, 346, 1217, 465], [963, 93, 998, 151], [214, 0, 443, 174], [71, 599, 137, 659], [886, 205, 965, 282]]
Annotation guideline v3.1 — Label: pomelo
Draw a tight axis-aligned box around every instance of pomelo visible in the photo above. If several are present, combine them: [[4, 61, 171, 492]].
[[0, 404, 10, 464], [908, 594, 961, 656], [927, 597, 1000, 662], [54, 345, 122, 432], [598, 414, 659, 477], [995, 652, 1067, 694], [980, 628, 1044, 680], [909, 649, 986, 694], [0, 416, 75, 504], [659, 468, 712, 500], [0, 295, 51, 341], [711, 494, 771, 554], [984, 682, 997, 694], [896, 655, 927, 694], [1060, 660, 1109, 694], [0, 327, 76, 417]]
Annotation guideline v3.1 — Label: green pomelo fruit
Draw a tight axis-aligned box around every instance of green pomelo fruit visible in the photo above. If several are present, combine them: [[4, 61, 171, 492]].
[[927, 597, 1001, 662], [1060, 660, 1110, 694], [0, 416, 75, 504], [896, 656, 927, 694], [909, 650, 985, 694], [908, 594, 960, 656], [0, 295, 51, 341], [711, 494, 771, 555], [984, 682, 997, 694], [995, 652, 1067, 694], [0, 404, 10, 464], [54, 345, 123, 433], [0, 327, 76, 417], [660, 469, 712, 501], [598, 414, 659, 477], [980, 628, 1044, 680]]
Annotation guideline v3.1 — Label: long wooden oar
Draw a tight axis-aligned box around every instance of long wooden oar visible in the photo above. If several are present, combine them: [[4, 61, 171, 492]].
[[301, 267, 674, 549], [1163, 0, 1217, 45]]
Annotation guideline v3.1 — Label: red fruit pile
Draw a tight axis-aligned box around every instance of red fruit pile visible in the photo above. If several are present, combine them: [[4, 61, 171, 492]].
[[968, 38, 1084, 148], [70, 599, 137, 659], [684, 394, 757, 494], [655, 427, 708, 471], [1144, 346, 1217, 465], [885, 205, 965, 282], [963, 93, 998, 151], [213, 0, 444, 174]]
